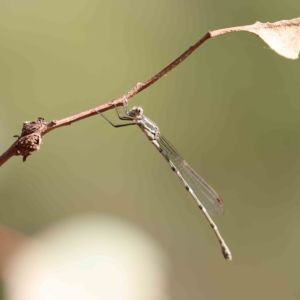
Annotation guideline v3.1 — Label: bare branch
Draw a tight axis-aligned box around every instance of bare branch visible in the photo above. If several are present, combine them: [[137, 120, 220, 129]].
[[0, 32, 212, 166], [1, 17, 299, 166]]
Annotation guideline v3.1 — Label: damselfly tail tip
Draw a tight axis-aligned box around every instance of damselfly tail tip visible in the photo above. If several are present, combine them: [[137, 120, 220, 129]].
[[222, 245, 232, 261]]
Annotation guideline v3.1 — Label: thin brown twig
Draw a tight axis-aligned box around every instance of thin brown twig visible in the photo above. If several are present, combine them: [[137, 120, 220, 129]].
[[2, 15, 300, 165], [0, 31, 213, 166]]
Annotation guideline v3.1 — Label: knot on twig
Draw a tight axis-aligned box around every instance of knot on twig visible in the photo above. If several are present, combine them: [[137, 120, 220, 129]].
[[14, 117, 48, 162], [15, 134, 42, 162], [19, 117, 48, 137]]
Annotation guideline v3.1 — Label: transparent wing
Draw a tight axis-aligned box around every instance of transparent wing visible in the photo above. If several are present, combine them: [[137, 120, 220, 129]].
[[158, 135, 224, 216]]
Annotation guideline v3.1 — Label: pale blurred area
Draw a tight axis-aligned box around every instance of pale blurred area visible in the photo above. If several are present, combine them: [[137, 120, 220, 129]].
[[3, 214, 170, 300], [1, 0, 300, 300]]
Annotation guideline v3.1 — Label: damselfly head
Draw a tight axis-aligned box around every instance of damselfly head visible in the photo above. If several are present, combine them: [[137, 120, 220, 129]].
[[128, 106, 144, 118]]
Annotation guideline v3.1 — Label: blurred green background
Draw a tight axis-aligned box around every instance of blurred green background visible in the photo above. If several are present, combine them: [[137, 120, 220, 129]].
[[1, 0, 300, 299]]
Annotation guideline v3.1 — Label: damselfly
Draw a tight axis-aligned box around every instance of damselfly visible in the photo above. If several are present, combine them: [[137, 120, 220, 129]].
[[95, 101, 232, 261]]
